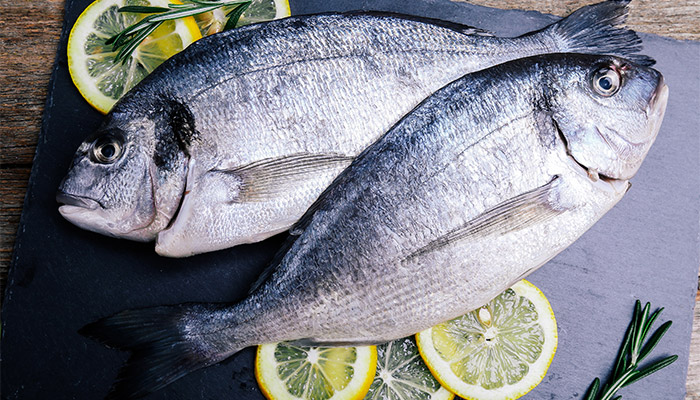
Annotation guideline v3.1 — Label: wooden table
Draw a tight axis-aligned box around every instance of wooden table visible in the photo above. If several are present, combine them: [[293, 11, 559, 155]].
[[1, 0, 698, 397]]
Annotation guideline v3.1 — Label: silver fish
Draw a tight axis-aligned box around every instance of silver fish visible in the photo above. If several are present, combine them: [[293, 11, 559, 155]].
[[81, 53, 668, 398], [57, 1, 653, 257]]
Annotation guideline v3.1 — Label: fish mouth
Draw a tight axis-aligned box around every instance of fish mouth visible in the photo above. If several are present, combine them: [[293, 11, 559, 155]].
[[644, 77, 668, 140], [647, 76, 668, 116], [56, 191, 102, 211], [553, 120, 629, 194], [56, 192, 123, 238]]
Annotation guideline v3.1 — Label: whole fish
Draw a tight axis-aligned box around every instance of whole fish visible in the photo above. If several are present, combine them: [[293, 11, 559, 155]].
[[82, 53, 668, 398], [57, 1, 653, 257]]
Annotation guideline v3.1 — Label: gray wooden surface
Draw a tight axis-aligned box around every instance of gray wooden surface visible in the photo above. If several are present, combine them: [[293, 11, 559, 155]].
[[1, 0, 698, 397]]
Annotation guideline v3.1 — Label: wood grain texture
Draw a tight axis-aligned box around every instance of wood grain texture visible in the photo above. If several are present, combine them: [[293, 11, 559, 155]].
[[461, 0, 700, 41], [0, 0, 698, 395], [690, 291, 700, 400], [0, 0, 65, 302]]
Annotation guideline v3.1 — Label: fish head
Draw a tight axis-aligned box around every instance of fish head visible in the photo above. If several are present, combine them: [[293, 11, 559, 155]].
[[550, 54, 668, 181], [57, 107, 188, 242]]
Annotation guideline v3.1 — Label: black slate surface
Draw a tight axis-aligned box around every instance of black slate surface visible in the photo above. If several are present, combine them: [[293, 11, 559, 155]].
[[2, 0, 699, 399]]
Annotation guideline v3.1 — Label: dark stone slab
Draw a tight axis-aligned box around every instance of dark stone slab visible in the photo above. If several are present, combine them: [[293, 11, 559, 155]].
[[2, 0, 698, 398]]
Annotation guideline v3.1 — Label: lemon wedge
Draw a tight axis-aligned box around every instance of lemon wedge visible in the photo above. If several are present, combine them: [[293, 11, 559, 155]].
[[256, 342, 377, 400], [416, 280, 558, 400], [68, 0, 202, 114]]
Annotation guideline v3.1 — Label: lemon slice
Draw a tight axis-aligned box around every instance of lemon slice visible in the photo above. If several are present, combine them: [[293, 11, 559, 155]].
[[195, 0, 291, 36], [416, 280, 558, 400], [256, 342, 377, 400], [68, 0, 202, 114], [365, 337, 454, 400]]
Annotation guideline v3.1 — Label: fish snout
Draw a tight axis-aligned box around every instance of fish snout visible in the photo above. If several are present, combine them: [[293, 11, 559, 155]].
[[642, 75, 669, 144], [646, 75, 669, 117], [56, 191, 101, 211]]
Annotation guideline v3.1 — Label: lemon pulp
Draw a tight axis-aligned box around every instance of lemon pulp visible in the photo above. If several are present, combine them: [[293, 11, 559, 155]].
[[256, 342, 377, 400], [416, 280, 558, 400], [195, 0, 291, 36], [365, 337, 454, 400]]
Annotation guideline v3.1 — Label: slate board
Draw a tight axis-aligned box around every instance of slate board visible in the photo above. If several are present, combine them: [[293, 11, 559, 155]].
[[2, 0, 699, 399]]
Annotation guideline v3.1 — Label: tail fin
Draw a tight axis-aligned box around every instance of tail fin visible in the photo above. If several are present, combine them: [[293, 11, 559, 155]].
[[80, 303, 240, 399], [533, 0, 655, 66]]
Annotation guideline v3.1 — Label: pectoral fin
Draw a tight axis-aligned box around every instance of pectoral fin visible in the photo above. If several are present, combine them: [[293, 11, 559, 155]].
[[405, 176, 566, 261], [221, 153, 354, 203], [155, 153, 353, 257]]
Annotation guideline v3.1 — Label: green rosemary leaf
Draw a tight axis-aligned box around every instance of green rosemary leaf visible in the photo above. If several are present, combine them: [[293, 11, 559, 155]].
[[640, 308, 663, 345], [190, 0, 238, 5], [148, 5, 221, 22], [611, 309, 636, 379], [118, 5, 170, 13], [623, 355, 678, 388], [105, 34, 118, 45], [632, 302, 651, 356], [224, 2, 250, 31], [107, 17, 154, 47], [637, 321, 673, 363], [167, 3, 197, 9], [116, 22, 160, 63], [584, 378, 600, 400], [630, 301, 643, 357], [106, 24, 133, 46], [225, 0, 250, 16], [584, 300, 677, 400]]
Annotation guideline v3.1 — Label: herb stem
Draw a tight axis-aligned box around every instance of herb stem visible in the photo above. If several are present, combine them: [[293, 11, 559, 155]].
[[108, 0, 252, 63], [584, 300, 677, 400]]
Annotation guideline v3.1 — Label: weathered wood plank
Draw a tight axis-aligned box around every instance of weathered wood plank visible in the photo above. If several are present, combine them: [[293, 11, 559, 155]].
[[0, 0, 65, 306], [461, 0, 700, 41], [690, 290, 700, 399], [0, 0, 65, 166], [0, 168, 31, 295]]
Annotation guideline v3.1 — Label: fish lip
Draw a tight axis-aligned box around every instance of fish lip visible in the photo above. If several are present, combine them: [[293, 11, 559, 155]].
[[553, 119, 625, 188], [645, 77, 669, 126], [648, 76, 667, 111], [56, 191, 102, 211]]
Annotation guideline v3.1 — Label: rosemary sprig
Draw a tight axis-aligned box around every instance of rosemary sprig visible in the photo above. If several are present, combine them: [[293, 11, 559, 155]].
[[107, 0, 252, 63], [583, 300, 678, 400]]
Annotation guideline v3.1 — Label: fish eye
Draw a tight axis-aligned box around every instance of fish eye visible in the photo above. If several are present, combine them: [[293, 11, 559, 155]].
[[91, 136, 123, 164], [592, 67, 621, 97]]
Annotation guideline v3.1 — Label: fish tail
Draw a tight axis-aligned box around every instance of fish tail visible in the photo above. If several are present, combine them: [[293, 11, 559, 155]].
[[80, 303, 243, 399], [538, 0, 655, 66]]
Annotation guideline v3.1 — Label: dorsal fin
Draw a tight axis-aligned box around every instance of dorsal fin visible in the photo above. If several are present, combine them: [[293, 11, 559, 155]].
[[340, 11, 492, 36]]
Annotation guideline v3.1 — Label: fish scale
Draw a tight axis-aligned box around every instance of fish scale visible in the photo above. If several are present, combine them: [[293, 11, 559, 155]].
[[58, 2, 655, 257]]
